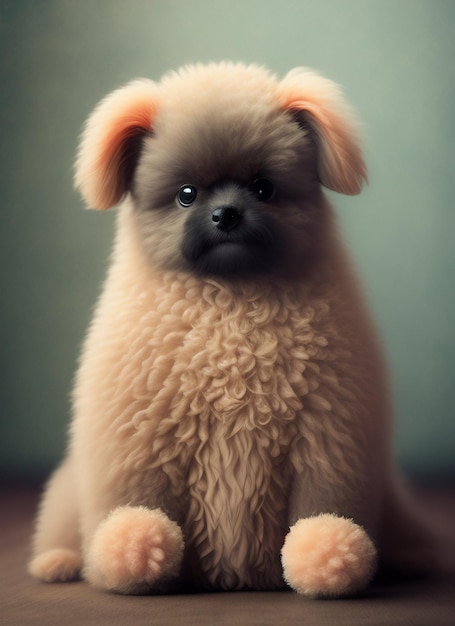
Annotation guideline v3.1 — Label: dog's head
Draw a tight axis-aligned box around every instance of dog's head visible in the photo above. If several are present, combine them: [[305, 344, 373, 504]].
[[74, 63, 366, 278]]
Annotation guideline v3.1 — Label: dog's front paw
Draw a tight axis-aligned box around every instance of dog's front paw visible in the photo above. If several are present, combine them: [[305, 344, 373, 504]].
[[84, 506, 184, 594], [281, 514, 376, 598]]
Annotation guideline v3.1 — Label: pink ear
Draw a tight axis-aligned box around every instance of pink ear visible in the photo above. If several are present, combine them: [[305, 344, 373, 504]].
[[278, 69, 367, 195], [74, 80, 160, 210]]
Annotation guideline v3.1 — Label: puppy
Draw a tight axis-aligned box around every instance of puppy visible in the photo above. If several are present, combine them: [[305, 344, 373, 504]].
[[29, 63, 435, 597]]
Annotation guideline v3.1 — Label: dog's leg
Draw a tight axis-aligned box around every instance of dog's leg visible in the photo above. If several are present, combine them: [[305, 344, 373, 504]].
[[281, 511, 377, 598], [83, 505, 184, 594], [28, 458, 82, 582], [281, 466, 379, 598]]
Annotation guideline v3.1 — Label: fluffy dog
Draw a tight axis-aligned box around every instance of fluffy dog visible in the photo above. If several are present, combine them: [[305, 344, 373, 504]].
[[29, 62, 435, 597]]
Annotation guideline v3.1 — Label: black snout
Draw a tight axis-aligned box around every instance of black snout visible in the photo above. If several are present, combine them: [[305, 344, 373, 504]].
[[211, 206, 241, 232]]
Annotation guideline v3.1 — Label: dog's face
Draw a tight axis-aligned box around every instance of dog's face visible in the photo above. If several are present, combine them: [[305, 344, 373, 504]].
[[74, 64, 367, 279], [131, 81, 321, 277]]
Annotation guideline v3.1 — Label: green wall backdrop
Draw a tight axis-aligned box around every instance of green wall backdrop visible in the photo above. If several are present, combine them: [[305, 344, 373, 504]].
[[1, 0, 454, 481]]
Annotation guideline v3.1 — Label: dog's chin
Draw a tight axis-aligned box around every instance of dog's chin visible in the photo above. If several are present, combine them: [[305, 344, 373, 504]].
[[184, 241, 279, 278]]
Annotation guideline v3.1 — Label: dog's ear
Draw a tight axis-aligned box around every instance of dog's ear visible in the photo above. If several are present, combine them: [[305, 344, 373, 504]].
[[278, 68, 367, 195], [74, 80, 160, 210]]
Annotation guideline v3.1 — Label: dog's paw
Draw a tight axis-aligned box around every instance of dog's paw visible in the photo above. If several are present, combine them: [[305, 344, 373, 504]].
[[28, 548, 82, 582], [281, 514, 376, 597], [84, 506, 184, 594]]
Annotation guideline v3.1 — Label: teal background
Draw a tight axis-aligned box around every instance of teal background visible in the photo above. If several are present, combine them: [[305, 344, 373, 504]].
[[0, 0, 454, 481]]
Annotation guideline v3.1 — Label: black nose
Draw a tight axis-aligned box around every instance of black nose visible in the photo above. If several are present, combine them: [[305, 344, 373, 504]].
[[211, 205, 241, 232]]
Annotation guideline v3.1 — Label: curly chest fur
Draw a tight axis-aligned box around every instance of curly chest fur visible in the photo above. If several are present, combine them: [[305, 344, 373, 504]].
[[88, 273, 338, 588]]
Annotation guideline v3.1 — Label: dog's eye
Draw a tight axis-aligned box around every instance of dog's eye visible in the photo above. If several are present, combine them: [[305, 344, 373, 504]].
[[251, 178, 275, 202], [177, 185, 198, 207]]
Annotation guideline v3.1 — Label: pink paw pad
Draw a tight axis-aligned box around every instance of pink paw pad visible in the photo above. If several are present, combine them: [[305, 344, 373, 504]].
[[281, 514, 377, 597], [84, 506, 184, 593]]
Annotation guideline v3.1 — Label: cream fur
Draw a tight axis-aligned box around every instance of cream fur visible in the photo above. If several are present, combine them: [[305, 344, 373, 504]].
[[84, 506, 184, 593], [29, 63, 437, 597], [281, 514, 377, 597]]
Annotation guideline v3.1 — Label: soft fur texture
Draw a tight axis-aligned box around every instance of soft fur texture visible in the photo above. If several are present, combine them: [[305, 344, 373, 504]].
[[29, 62, 435, 597], [84, 506, 184, 593], [281, 514, 377, 597]]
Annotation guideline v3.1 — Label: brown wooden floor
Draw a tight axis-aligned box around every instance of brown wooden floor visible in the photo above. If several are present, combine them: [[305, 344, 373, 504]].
[[2, 485, 455, 625]]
